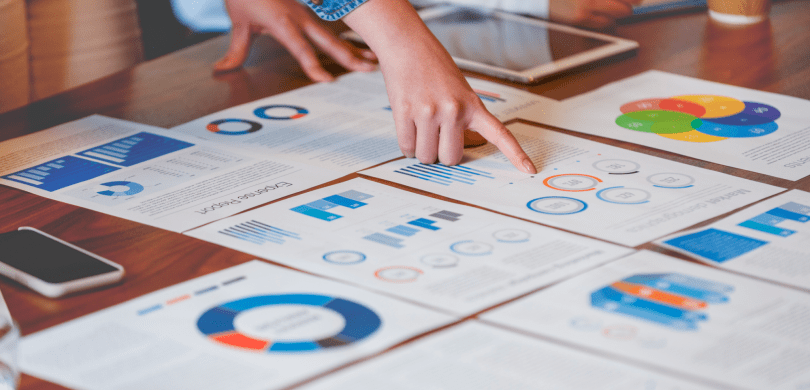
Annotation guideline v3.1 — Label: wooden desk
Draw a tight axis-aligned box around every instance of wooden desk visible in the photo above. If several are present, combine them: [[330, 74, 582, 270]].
[[2, 1, 809, 388]]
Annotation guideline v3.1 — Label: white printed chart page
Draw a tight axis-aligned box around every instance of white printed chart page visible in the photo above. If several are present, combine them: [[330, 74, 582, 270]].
[[300, 321, 715, 390], [481, 251, 810, 390], [658, 189, 810, 290], [511, 70, 810, 180], [20, 261, 453, 390], [0, 115, 338, 232], [362, 122, 783, 247], [185, 178, 632, 316], [171, 71, 553, 174]]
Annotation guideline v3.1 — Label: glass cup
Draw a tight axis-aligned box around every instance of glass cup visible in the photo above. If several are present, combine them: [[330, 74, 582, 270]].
[[707, 0, 771, 25], [0, 318, 19, 390]]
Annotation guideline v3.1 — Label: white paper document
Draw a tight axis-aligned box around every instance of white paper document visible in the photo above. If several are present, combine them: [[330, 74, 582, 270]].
[[511, 70, 810, 180], [171, 70, 552, 173], [658, 189, 810, 290], [185, 178, 632, 316], [0, 115, 346, 232], [482, 251, 810, 390], [300, 321, 714, 390], [20, 261, 453, 390], [362, 122, 783, 247]]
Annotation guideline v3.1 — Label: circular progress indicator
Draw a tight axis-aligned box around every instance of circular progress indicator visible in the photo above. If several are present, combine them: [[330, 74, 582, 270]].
[[97, 181, 144, 196], [197, 294, 381, 353], [596, 187, 651, 204], [543, 174, 601, 192], [492, 229, 530, 243], [592, 159, 640, 175], [616, 95, 780, 143], [450, 241, 493, 256], [527, 196, 588, 215], [207, 119, 262, 135], [375, 266, 423, 283], [254, 105, 309, 120], [323, 250, 366, 265], [647, 173, 695, 188]]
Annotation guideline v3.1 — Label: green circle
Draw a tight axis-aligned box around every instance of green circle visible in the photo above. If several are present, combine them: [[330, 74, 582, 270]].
[[651, 120, 700, 134], [616, 115, 655, 133], [625, 110, 697, 123]]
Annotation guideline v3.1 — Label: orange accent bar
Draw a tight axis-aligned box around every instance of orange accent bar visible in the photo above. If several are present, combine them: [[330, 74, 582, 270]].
[[206, 124, 219, 132], [611, 281, 707, 310], [291, 113, 306, 119], [166, 295, 190, 305], [211, 332, 271, 351]]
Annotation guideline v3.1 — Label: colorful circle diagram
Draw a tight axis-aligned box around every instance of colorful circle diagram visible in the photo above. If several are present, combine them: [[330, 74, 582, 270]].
[[97, 181, 144, 196], [197, 294, 381, 353], [207, 119, 263, 135], [616, 95, 780, 142], [254, 105, 309, 120]]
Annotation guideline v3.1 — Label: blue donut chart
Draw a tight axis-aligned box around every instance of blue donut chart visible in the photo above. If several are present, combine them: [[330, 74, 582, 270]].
[[207, 119, 263, 135], [98, 181, 144, 196], [197, 294, 381, 353], [526, 196, 588, 215], [254, 105, 309, 120]]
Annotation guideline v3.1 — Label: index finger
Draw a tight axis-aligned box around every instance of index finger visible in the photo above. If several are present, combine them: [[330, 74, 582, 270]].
[[469, 113, 537, 174]]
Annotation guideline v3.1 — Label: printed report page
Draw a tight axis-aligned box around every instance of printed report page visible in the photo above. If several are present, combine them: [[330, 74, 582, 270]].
[[0, 115, 338, 232], [362, 122, 783, 246], [658, 189, 810, 290], [300, 321, 716, 390], [185, 178, 633, 316], [511, 70, 810, 180], [20, 261, 453, 390], [482, 250, 810, 390]]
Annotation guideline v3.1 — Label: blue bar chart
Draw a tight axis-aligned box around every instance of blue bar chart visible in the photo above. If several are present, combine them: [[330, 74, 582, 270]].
[[3, 156, 119, 192], [363, 211, 462, 249], [291, 190, 374, 221], [77, 132, 194, 167], [219, 220, 301, 245], [394, 163, 495, 186], [738, 201, 810, 236]]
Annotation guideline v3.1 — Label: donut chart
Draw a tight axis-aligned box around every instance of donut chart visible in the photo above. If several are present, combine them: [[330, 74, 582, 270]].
[[197, 294, 381, 353], [616, 95, 780, 143], [98, 181, 144, 196], [254, 105, 309, 120], [207, 119, 263, 135]]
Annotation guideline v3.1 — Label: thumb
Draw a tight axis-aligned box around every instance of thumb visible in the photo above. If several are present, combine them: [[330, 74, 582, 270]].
[[470, 113, 537, 174], [214, 24, 253, 72]]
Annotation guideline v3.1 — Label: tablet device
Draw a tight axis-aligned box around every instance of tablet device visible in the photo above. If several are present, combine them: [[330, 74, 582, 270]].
[[341, 5, 638, 83]]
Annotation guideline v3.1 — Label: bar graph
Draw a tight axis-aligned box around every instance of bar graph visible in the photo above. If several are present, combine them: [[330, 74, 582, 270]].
[[219, 220, 301, 245], [78, 132, 194, 167], [430, 210, 461, 221], [738, 201, 810, 237], [591, 273, 733, 331], [363, 233, 405, 248], [394, 163, 495, 186], [407, 218, 440, 231], [291, 190, 374, 221], [3, 156, 119, 192], [364, 210, 462, 249]]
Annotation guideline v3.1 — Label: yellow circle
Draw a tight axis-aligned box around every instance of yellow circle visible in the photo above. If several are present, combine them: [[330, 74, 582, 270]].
[[658, 130, 728, 143], [670, 95, 745, 118]]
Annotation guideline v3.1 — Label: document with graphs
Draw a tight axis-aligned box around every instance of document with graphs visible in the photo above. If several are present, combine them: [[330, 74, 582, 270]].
[[0, 115, 340, 232], [20, 261, 453, 390], [171, 70, 552, 174], [185, 178, 632, 316], [481, 251, 810, 390], [511, 70, 810, 180], [301, 321, 715, 390], [658, 189, 810, 290], [362, 122, 783, 247]]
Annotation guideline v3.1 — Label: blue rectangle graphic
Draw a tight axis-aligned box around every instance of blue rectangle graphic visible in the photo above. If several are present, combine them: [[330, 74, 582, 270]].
[[363, 233, 404, 248], [291, 205, 342, 221], [338, 190, 373, 201], [386, 225, 419, 237], [3, 156, 119, 192], [766, 207, 810, 222], [77, 132, 194, 167], [407, 218, 440, 231], [663, 228, 769, 263], [738, 220, 795, 237], [322, 195, 366, 209]]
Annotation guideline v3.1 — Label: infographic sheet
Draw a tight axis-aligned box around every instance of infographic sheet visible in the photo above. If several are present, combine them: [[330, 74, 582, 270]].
[[511, 70, 810, 180], [482, 251, 810, 390], [301, 321, 714, 390], [0, 116, 339, 232], [20, 261, 453, 390], [362, 122, 783, 247], [658, 190, 810, 290], [171, 71, 552, 173], [185, 178, 632, 316]]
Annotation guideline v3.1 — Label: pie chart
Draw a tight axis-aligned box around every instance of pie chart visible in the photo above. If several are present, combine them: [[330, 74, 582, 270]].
[[197, 294, 381, 353], [97, 181, 144, 196], [616, 95, 780, 143]]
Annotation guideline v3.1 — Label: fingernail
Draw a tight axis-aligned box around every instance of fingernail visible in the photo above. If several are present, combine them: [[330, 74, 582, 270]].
[[522, 158, 536, 174]]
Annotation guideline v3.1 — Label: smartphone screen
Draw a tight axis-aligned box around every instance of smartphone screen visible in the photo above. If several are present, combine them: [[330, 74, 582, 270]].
[[0, 230, 118, 284]]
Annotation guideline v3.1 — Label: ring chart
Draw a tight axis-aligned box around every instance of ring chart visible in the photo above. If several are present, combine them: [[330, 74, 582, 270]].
[[616, 95, 780, 143], [97, 181, 144, 196], [207, 119, 263, 135], [527, 196, 588, 215], [254, 105, 309, 120], [197, 294, 381, 352]]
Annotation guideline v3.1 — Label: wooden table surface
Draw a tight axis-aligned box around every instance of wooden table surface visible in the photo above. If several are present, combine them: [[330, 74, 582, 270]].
[[2, 1, 810, 388]]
